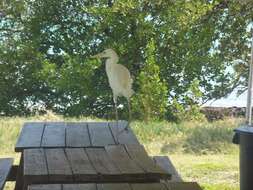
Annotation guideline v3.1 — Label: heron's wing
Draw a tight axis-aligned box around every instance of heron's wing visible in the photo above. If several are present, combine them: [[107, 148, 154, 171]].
[[115, 64, 133, 88]]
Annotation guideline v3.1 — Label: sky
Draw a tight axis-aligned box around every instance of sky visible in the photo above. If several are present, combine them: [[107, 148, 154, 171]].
[[204, 90, 248, 107]]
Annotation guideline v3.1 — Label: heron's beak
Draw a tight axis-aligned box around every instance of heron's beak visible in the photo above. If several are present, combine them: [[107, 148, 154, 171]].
[[91, 53, 102, 58]]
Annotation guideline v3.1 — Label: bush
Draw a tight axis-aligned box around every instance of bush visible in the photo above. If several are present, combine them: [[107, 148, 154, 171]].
[[132, 39, 168, 122], [169, 79, 206, 122]]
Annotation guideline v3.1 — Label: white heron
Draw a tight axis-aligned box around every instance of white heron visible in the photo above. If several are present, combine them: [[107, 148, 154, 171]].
[[91, 49, 134, 134]]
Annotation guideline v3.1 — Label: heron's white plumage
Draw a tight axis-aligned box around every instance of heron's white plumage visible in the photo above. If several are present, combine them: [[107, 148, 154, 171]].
[[92, 48, 133, 134], [92, 49, 134, 100]]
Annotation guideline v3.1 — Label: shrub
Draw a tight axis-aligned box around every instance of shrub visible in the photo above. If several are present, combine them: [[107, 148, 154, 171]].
[[132, 39, 168, 122]]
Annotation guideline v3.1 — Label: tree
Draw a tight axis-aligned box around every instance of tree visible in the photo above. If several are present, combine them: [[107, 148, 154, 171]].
[[132, 39, 167, 121], [0, 0, 252, 117]]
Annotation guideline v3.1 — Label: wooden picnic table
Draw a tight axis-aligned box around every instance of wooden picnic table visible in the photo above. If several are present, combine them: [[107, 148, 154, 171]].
[[15, 121, 171, 190], [22, 145, 171, 189]]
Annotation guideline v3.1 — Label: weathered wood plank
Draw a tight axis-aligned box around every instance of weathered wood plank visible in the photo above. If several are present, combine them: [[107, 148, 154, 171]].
[[15, 122, 45, 152], [97, 183, 131, 190], [24, 149, 48, 183], [105, 145, 144, 174], [41, 123, 66, 147], [88, 123, 115, 146], [63, 184, 96, 190], [131, 183, 168, 190], [65, 148, 96, 181], [0, 158, 13, 190], [66, 123, 91, 147], [45, 148, 73, 182], [109, 121, 139, 145], [29, 184, 61, 190], [153, 156, 182, 182], [86, 148, 120, 175], [166, 182, 203, 190], [126, 145, 167, 175], [29, 183, 176, 190]]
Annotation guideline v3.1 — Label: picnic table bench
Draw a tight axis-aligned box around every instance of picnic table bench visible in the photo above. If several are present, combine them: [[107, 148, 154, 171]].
[[0, 158, 13, 190]]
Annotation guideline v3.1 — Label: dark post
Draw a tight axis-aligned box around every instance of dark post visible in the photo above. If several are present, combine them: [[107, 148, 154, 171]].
[[233, 126, 253, 190]]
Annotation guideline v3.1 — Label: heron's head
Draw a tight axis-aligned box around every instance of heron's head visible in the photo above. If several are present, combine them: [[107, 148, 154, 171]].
[[91, 49, 118, 59]]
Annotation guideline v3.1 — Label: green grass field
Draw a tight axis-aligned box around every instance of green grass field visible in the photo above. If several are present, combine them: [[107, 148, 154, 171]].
[[0, 114, 242, 190]]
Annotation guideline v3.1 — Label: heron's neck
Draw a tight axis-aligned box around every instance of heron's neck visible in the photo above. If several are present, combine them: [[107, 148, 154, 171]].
[[106, 55, 119, 65]]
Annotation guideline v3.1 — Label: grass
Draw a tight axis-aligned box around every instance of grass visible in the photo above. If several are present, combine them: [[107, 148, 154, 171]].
[[0, 113, 242, 190]]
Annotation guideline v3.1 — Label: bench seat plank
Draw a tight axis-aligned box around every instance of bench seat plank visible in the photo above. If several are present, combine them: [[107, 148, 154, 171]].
[[0, 158, 13, 190]]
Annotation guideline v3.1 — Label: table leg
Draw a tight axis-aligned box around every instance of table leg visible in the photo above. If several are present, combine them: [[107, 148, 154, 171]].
[[14, 153, 24, 190]]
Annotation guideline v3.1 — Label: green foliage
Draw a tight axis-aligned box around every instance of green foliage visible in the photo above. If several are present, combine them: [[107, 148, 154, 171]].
[[0, 0, 252, 117], [170, 79, 206, 121], [132, 40, 167, 121]]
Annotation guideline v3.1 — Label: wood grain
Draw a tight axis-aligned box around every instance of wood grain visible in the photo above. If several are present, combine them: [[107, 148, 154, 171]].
[[131, 183, 168, 190], [41, 123, 66, 147], [65, 148, 96, 181], [109, 121, 139, 145], [63, 184, 96, 190], [88, 123, 115, 146], [15, 122, 45, 152], [24, 149, 48, 183], [86, 148, 120, 175], [45, 148, 73, 182], [153, 156, 181, 182], [66, 123, 91, 147], [166, 182, 203, 190], [0, 158, 13, 190], [105, 145, 143, 174], [97, 183, 131, 190], [29, 184, 61, 190], [126, 145, 167, 175]]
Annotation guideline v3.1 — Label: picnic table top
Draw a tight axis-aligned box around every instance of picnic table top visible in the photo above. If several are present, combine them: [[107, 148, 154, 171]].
[[23, 145, 171, 184], [15, 121, 139, 152], [29, 182, 203, 190]]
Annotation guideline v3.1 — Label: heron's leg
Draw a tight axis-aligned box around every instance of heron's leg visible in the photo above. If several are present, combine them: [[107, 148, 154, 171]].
[[113, 95, 119, 144], [125, 98, 132, 131]]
